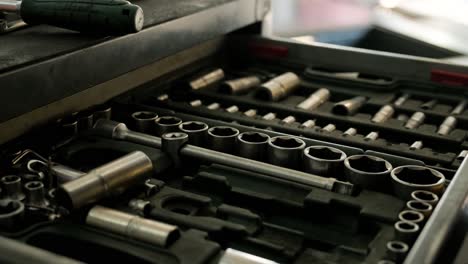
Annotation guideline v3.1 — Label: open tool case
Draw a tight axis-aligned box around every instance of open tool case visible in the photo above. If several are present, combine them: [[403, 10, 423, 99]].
[[1, 1, 468, 264]]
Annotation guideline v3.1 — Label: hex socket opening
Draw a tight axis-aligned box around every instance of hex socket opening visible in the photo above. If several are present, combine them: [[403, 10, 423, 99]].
[[412, 190, 438, 203], [387, 241, 408, 252], [395, 221, 419, 232], [2, 175, 20, 184], [156, 116, 182, 126], [256, 88, 273, 101], [392, 166, 444, 186], [399, 211, 424, 222], [25, 181, 43, 190], [180, 121, 208, 132], [407, 200, 432, 211], [346, 155, 391, 174], [208, 127, 239, 137], [163, 132, 188, 140], [270, 136, 305, 149], [132, 111, 157, 120], [239, 132, 269, 144], [305, 146, 345, 161]]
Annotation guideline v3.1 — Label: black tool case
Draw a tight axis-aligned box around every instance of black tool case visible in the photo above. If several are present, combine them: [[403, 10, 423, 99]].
[[1, 1, 468, 264]]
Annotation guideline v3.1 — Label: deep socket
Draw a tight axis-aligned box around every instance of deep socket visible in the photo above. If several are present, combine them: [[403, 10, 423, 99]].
[[24, 181, 48, 207], [390, 165, 445, 200], [267, 136, 306, 169], [372, 105, 395, 123], [344, 155, 393, 190], [332, 96, 367, 116], [406, 200, 433, 218], [303, 146, 346, 177], [237, 132, 270, 161], [179, 121, 209, 146], [257, 72, 300, 101], [207, 126, 240, 153], [296, 88, 330, 110], [394, 94, 410, 106], [57, 151, 153, 209], [420, 99, 438, 110], [409, 141, 423, 150], [155, 116, 182, 136], [451, 99, 467, 115], [437, 116, 457, 135], [398, 210, 425, 225], [411, 190, 439, 205], [93, 104, 112, 123], [386, 241, 409, 263], [300, 120, 316, 128], [189, 68, 224, 90], [404, 112, 425, 129], [394, 220, 420, 244], [87, 205, 180, 247], [1, 175, 25, 201], [343, 128, 357, 137], [220, 75, 261, 95], [131, 111, 158, 134]]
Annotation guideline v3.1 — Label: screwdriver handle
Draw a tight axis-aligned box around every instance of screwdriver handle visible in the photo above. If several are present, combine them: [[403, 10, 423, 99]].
[[19, 0, 144, 34]]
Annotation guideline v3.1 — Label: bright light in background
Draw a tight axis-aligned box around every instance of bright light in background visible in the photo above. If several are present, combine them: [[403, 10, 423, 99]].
[[379, 0, 402, 9]]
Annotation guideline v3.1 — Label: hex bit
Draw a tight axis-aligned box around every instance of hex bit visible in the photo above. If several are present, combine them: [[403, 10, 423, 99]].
[[371, 105, 394, 123], [300, 120, 316, 129], [364, 131, 379, 141], [281, 115, 296, 124], [93, 120, 354, 195], [437, 116, 457, 136], [343, 128, 357, 137], [207, 102, 221, 110], [332, 96, 367, 116], [296, 88, 330, 110], [451, 99, 467, 115], [189, 100, 203, 107], [404, 112, 425, 129], [262, 112, 276, 121], [322, 124, 336, 133], [410, 141, 423, 150], [225, 105, 239, 113]]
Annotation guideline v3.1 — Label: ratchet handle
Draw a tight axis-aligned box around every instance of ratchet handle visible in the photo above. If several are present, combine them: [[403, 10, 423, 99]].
[[20, 0, 144, 34]]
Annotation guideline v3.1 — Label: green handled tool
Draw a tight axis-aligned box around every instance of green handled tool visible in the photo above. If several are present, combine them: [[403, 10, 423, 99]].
[[0, 0, 144, 34]]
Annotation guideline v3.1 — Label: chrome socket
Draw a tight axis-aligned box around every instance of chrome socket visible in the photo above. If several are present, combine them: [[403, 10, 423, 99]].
[[343, 128, 357, 137], [87, 205, 179, 247], [207, 126, 240, 153], [404, 112, 425, 129], [386, 241, 409, 263], [189, 68, 224, 90], [257, 72, 300, 101], [332, 96, 367, 116], [300, 120, 316, 129], [24, 181, 48, 207], [390, 165, 445, 200], [131, 111, 158, 134], [398, 210, 425, 226], [437, 116, 457, 136], [267, 136, 306, 169], [50, 164, 85, 184], [457, 150, 468, 161], [394, 220, 420, 244], [220, 76, 261, 95], [410, 190, 439, 206], [409, 141, 423, 150], [420, 99, 438, 110], [178, 121, 209, 146], [303, 146, 346, 177], [92, 104, 112, 123], [394, 94, 410, 106], [155, 116, 183, 136], [1, 175, 25, 201], [237, 132, 270, 161], [57, 151, 153, 209], [371, 105, 395, 123], [344, 155, 393, 190], [406, 200, 433, 218], [296, 88, 330, 110], [451, 99, 467, 115]]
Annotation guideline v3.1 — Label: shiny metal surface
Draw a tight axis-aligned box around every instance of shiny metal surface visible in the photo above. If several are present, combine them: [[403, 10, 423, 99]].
[[0, 200, 24, 229], [344, 155, 392, 190], [219, 248, 278, 264], [303, 145, 346, 178], [343, 127, 357, 137], [1, 175, 25, 201], [296, 88, 330, 110], [93, 105, 112, 123], [332, 96, 366, 116], [262, 112, 276, 120], [190, 100, 203, 107], [220, 76, 261, 95], [155, 116, 182, 136], [131, 111, 158, 134], [257, 72, 300, 101], [51, 164, 86, 184], [243, 109, 257, 117], [207, 102, 221, 110], [404, 112, 425, 129], [371, 105, 395, 123], [437, 116, 457, 135], [178, 121, 208, 146], [386, 241, 409, 263], [189, 69, 224, 90], [451, 100, 467, 115], [300, 119, 316, 128], [394, 94, 410, 107], [409, 141, 423, 150], [280, 115, 296, 124], [207, 126, 240, 153], [390, 165, 445, 200], [0, 1, 21, 12], [237, 131, 270, 161], [322, 124, 336, 133], [86, 205, 179, 247], [225, 105, 239, 113], [398, 210, 425, 225], [410, 190, 438, 206], [394, 221, 420, 244], [406, 200, 433, 218], [364, 131, 379, 141], [267, 136, 305, 168], [24, 181, 48, 207]]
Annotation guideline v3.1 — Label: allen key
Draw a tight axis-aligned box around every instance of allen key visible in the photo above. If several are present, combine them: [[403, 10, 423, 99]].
[[93, 120, 354, 195]]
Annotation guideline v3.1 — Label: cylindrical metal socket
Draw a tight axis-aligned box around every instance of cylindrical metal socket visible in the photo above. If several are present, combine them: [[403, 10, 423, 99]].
[[57, 151, 153, 209], [394, 94, 410, 106], [207, 102, 221, 110], [0, 200, 24, 230], [207, 126, 240, 153], [51, 164, 85, 184], [244, 109, 257, 117], [394, 220, 420, 244], [343, 128, 357, 137], [420, 99, 438, 110], [409, 141, 423, 150], [303, 146, 346, 178], [267, 136, 306, 169], [237, 132, 270, 161], [372, 105, 395, 123], [219, 248, 279, 264], [87, 205, 180, 247], [189, 69, 225, 90], [220, 76, 261, 95], [262, 112, 277, 121], [131, 111, 158, 134], [406, 200, 433, 218], [332, 96, 367, 116], [179, 121, 209, 146], [390, 165, 445, 200], [189, 100, 203, 107], [322, 124, 336, 133], [257, 72, 300, 101], [386, 241, 409, 263], [24, 181, 48, 207], [300, 120, 316, 129], [404, 112, 425, 129], [93, 104, 112, 123], [296, 88, 330, 110], [1, 175, 25, 201], [77, 110, 94, 131], [344, 155, 393, 190], [155, 116, 183, 136], [437, 116, 457, 136], [398, 210, 425, 225], [411, 190, 439, 206], [225, 105, 239, 113], [364, 131, 379, 141], [451, 100, 467, 115], [281, 115, 296, 124]]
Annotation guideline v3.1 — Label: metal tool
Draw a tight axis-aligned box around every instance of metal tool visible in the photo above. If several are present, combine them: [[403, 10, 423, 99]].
[[281, 115, 296, 124], [378, 260, 396, 264], [219, 248, 278, 264], [372, 105, 395, 123], [24, 181, 48, 207], [410, 190, 438, 206], [237, 132, 270, 161], [262, 112, 276, 121], [179, 121, 208, 146], [131, 111, 158, 134], [207, 102, 221, 110], [437, 116, 457, 136], [25, 159, 47, 181], [303, 146, 346, 177], [322, 124, 336, 133], [457, 150, 468, 161], [398, 210, 425, 225], [390, 165, 445, 200], [86, 205, 179, 247], [155, 116, 182, 136], [394, 220, 420, 244], [364, 131, 379, 141], [344, 155, 392, 190], [1, 175, 25, 201], [409, 141, 423, 150], [332, 96, 367, 116], [267, 136, 306, 169], [225, 105, 239, 113], [93, 104, 112, 122], [343, 128, 357, 137], [93, 120, 354, 194], [300, 120, 316, 129], [296, 88, 330, 110], [207, 126, 240, 153], [50, 163, 86, 184], [189, 69, 225, 90], [406, 200, 433, 218], [76, 111, 94, 131], [394, 94, 410, 107], [451, 99, 467, 115], [57, 151, 153, 209], [386, 241, 409, 263], [220, 76, 261, 95], [0, 0, 144, 34], [189, 100, 203, 107], [404, 112, 425, 129], [420, 99, 438, 110], [257, 72, 300, 101], [244, 109, 257, 117]]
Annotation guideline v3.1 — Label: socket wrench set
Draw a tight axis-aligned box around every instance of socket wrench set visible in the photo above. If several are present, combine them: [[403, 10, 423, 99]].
[[1, 36, 468, 264]]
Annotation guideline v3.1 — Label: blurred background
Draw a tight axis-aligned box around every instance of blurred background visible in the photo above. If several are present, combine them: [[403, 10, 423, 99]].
[[263, 0, 468, 64]]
